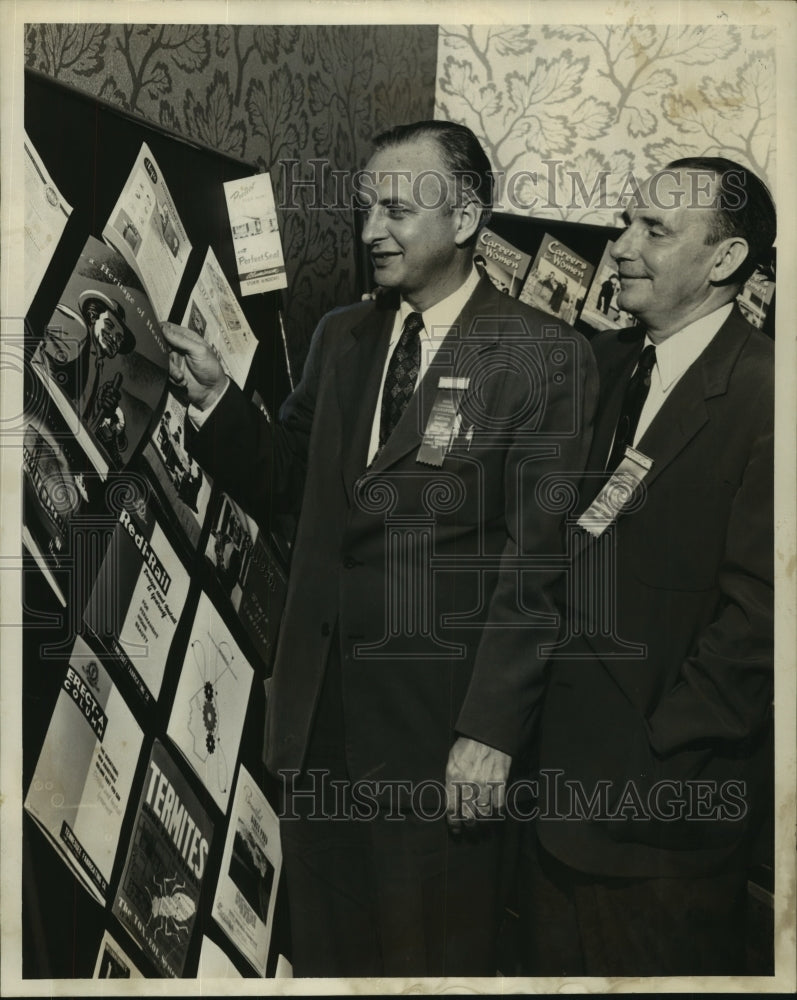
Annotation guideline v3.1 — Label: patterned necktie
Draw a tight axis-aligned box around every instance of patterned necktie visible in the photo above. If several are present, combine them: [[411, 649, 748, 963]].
[[379, 311, 423, 449], [606, 343, 657, 472]]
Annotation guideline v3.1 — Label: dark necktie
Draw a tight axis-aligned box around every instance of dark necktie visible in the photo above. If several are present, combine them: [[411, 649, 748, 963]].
[[379, 311, 423, 449], [605, 343, 657, 472]]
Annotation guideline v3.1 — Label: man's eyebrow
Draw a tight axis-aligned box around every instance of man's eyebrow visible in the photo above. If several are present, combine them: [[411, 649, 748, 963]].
[[638, 213, 673, 232]]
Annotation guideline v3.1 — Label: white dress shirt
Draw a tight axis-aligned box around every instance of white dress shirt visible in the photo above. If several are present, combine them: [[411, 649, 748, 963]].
[[633, 302, 733, 445], [366, 267, 482, 465]]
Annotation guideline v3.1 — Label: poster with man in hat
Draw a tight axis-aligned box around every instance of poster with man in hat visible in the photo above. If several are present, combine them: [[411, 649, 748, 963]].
[[31, 236, 169, 473]]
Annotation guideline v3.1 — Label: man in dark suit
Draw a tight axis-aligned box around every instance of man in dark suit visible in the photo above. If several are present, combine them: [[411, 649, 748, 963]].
[[163, 120, 597, 976], [519, 157, 776, 976]]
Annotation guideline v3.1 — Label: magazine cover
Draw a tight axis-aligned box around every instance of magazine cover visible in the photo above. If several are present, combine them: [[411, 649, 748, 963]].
[[473, 227, 532, 297], [578, 238, 635, 332], [93, 930, 144, 978], [102, 142, 192, 321], [142, 390, 213, 550], [22, 405, 104, 607], [518, 232, 596, 326], [223, 172, 287, 296], [83, 493, 191, 704], [24, 637, 144, 905], [181, 246, 258, 390], [736, 264, 776, 330], [212, 764, 281, 975], [166, 591, 254, 814], [29, 236, 170, 478], [205, 493, 287, 669], [112, 739, 212, 978]]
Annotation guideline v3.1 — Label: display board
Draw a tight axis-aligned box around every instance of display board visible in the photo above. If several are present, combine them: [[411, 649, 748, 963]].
[[22, 69, 291, 980]]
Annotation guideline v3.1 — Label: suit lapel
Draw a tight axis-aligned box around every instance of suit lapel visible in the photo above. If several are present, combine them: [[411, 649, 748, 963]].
[[633, 307, 751, 491], [336, 303, 393, 501], [579, 308, 753, 519]]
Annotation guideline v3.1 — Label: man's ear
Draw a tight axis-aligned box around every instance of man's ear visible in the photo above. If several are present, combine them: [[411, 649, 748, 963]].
[[454, 197, 483, 247], [711, 236, 749, 283]]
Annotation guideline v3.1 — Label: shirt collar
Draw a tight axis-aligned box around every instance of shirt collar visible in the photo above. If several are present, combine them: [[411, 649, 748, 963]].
[[645, 302, 733, 392], [398, 267, 482, 341]]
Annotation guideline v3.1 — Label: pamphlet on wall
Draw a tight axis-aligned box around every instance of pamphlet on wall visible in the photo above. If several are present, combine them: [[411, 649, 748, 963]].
[[28, 236, 170, 478], [206, 492, 288, 670], [102, 141, 192, 320], [84, 493, 191, 704], [212, 764, 282, 976], [166, 591, 254, 813], [518, 233, 595, 326], [737, 264, 776, 330], [473, 228, 532, 297], [112, 739, 213, 978], [24, 637, 144, 905], [24, 132, 73, 313], [22, 403, 105, 607], [223, 172, 287, 295], [93, 930, 144, 978], [142, 389, 213, 551], [181, 246, 258, 390], [578, 239, 635, 332]]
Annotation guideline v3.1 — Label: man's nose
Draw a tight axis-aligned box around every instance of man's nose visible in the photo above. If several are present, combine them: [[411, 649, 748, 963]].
[[610, 225, 636, 261], [361, 205, 385, 245]]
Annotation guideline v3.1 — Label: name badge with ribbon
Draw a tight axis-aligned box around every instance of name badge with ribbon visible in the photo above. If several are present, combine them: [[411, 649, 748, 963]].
[[577, 446, 653, 537], [417, 376, 470, 467]]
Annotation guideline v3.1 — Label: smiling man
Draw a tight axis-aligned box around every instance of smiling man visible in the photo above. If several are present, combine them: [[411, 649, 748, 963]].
[[519, 157, 777, 976], [162, 119, 597, 976]]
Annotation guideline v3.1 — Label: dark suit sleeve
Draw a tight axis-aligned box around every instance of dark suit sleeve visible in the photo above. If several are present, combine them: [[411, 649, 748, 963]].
[[188, 313, 327, 520], [646, 403, 774, 755], [455, 331, 599, 757]]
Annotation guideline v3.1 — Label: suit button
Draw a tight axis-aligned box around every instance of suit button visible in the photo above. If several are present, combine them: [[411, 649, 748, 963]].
[[343, 557, 356, 569], [321, 622, 331, 636]]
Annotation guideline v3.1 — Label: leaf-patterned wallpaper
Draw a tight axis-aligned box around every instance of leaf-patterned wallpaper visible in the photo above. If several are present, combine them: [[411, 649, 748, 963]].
[[24, 23, 439, 371], [24, 22, 776, 365], [435, 24, 776, 225]]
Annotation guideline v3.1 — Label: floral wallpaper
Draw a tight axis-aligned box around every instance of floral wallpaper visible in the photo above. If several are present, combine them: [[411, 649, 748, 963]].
[[24, 22, 777, 364], [435, 24, 776, 224], [24, 23, 439, 371]]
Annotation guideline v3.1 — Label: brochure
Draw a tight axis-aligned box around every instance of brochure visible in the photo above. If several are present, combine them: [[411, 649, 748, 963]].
[[102, 141, 192, 320], [212, 764, 282, 975], [24, 637, 144, 905], [223, 173, 287, 296], [84, 494, 191, 703], [166, 591, 254, 813], [24, 132, 73, 313], [112, 739, 213, 978]]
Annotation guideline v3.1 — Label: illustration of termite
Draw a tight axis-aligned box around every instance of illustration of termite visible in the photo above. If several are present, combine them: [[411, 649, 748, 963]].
[[145, 874, 196, 941]]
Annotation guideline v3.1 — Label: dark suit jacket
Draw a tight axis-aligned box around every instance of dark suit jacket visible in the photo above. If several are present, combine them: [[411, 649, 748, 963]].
[[191, 276, 598, 792], [535, 305, 774, 877]]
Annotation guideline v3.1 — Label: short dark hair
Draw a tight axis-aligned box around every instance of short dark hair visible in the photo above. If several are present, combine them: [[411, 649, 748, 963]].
[[666, 156, 776, 284], [372, 120, 494, 229]]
